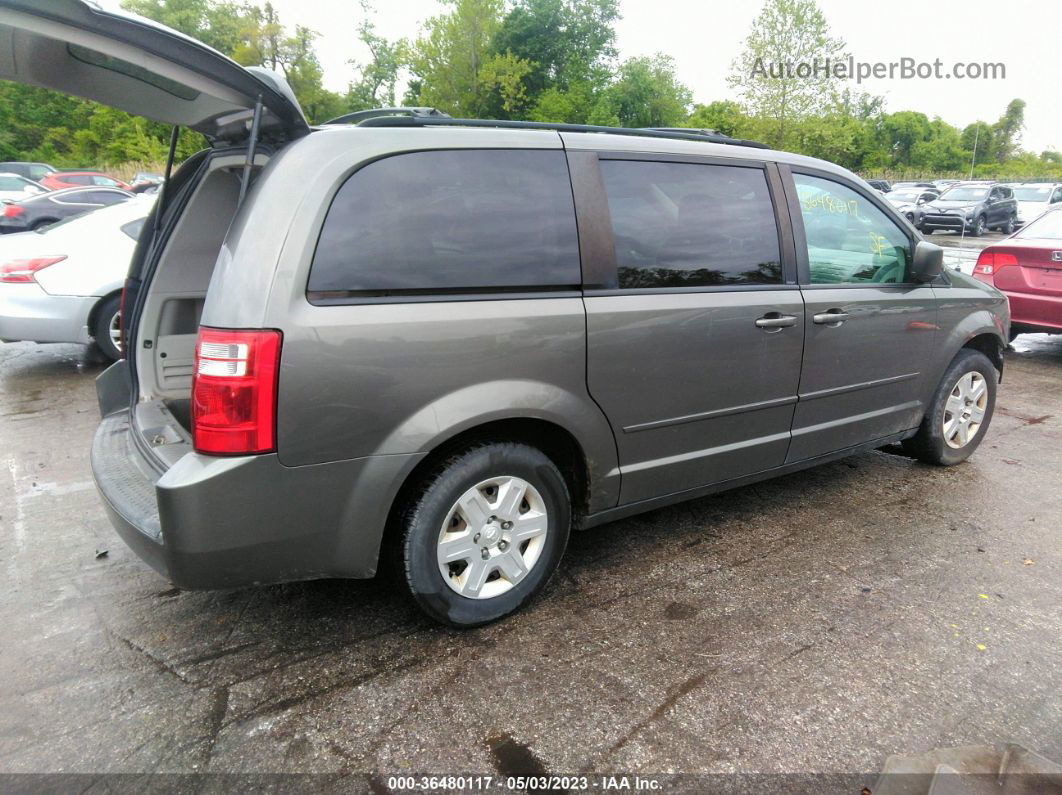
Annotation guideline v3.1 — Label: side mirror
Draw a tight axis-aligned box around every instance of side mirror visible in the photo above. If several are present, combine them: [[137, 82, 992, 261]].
[[912, 240, 944, 282]]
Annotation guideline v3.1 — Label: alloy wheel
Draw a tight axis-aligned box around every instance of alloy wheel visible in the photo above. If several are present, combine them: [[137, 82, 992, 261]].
[[108, 310, 122, 353], [943, 371, 987, 449], [436, 476, 548, 599]]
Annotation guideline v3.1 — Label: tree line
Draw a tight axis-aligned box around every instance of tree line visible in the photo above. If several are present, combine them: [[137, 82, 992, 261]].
[[0, 0, 1058, 181]]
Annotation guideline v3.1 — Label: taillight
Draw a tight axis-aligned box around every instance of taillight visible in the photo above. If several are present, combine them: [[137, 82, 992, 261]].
[[973, 250, 1018, 277], [192, 328, 282, 456], [0, 256, 67, 283], [3, 204, 23, 218]]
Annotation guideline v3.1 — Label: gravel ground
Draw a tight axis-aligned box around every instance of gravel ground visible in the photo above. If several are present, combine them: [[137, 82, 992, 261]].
[[0, 328, 1059, 787]]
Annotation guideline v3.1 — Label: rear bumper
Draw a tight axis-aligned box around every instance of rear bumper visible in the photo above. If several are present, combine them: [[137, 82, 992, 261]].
[[0, 283, 94, 344], [1002, 290, 1062, 332], [91, 410, 424, 588]]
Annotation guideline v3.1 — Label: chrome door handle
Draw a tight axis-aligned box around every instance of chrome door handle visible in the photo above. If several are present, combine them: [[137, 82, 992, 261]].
[[755, 313, 797, 330], [813, 310, 850, 326]]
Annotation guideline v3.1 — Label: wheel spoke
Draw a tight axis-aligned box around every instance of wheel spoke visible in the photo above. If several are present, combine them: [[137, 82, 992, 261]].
[[438, 532, 478, 564], [969, 377, 987, 401], [956, 421, 969, 446], [969, 404, 987, 423], [497, 548, 528, 583], [494, 477, 527, 519], [436, 474, 549, 600], [945, 394, 964, 414], [456, 489, 491, 529], [943, 416, 961, 441], [511, 513, 547, 542], [461, 558, 491, 597]]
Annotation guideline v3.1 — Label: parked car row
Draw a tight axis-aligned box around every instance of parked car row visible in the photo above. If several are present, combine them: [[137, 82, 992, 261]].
[[0, 195, 154, 361], [0, 185, 135, 233], [869, 176, 1062, 235]]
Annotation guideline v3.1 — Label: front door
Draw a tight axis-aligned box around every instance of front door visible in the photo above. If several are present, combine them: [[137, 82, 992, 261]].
[[785, 169, 937, 462], [579, 154, 804, 504]]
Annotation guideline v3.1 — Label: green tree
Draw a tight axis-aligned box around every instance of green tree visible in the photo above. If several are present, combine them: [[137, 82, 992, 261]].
[[122, 0, 249, 54], [594, 54, 691, 128], [686, 100, 747, 137], [347, 2, 407, 111], [992, 98, 1025, 163], [407, 0, 513, 116], [728, 0, 846, 148], [961, 121, 996, 167], [487, 0, 618, 116]]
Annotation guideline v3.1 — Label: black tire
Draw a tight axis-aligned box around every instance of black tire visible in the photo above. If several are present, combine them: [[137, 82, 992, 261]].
[[399, 442, 571, 627], [902, 349, 998, 466], [1000, 215, 1016, 235], [969, 215, 986, 237], [29, 218, 55, 231], [92, 294, 122, 362]]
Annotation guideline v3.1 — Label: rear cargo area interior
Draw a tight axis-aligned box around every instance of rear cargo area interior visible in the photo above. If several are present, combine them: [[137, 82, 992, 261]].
[[134, 156, 265, 435]]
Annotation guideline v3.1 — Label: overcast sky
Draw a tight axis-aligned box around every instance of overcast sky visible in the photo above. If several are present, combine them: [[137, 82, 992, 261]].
[[121, 0, 1062, 153]]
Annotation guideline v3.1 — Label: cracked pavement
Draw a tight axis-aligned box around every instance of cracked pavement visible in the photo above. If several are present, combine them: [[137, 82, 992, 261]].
[[1, 334, 1060, 777]]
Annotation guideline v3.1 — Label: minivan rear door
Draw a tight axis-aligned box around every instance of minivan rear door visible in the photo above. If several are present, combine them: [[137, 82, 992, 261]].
[[0, 0, 308, 143], [571, 148, 805, 505]]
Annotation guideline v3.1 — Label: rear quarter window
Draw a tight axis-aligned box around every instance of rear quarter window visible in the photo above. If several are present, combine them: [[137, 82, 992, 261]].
[[307, 149, 580, 298]]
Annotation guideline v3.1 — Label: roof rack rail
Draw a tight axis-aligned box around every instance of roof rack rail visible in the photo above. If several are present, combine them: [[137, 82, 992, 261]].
[[323, 107, 452, 126], [354, 115, 770, 149]]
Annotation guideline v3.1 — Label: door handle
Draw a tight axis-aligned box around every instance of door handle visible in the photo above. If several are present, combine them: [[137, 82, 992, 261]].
[[755, 313, 797, 331], [812, 309, 850, 326]]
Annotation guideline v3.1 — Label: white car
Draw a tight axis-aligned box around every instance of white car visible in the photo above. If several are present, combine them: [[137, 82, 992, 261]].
[[0, 196, 153, 360], [1008, 183, 1062, 226], [0, 171, 47, 202]]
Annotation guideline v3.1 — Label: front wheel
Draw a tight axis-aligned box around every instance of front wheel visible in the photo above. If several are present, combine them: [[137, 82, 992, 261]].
[[968, 215, 986, 237], [1000, 215, 1016, 235], [902, 349, 997, 465], [399, 442, 571, 627]]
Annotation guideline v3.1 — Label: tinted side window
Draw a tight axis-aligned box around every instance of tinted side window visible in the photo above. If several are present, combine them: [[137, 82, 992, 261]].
[[84, 191, 127, 205], [794, 174, 911, 285], [64, 174, 93, 185], [308, 150, 580, 296], [600, 160, 782, 288], [29, 166, 51, 181]]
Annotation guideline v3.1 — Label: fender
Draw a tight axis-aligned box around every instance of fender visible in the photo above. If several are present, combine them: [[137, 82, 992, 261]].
[[923, 281, 1007, 407], [373, 378, 621, 514]]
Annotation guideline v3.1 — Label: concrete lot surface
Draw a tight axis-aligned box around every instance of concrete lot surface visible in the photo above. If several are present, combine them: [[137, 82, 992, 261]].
[[1, 334, 1060, 781]]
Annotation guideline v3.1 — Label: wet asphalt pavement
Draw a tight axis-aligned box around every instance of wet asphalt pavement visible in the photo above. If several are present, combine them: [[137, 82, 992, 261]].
[[1, 329, 1060, 783]]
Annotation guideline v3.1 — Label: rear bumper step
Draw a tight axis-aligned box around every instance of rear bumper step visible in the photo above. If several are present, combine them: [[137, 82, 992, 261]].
[[90, 409, 424, 587]]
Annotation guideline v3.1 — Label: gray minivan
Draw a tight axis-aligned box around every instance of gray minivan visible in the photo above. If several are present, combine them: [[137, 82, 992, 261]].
[[2, 1, 1009, 627]]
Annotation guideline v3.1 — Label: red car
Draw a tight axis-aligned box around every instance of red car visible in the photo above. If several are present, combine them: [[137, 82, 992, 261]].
[[974, 206, 1062, 339], [39, 170, 131, 191]]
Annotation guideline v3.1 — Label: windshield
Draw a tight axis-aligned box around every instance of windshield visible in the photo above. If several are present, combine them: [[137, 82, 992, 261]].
[[938, 186, 990, 201], [1011, 186, 1052, 202], [886, 190, 921, 202], [1017, 210, 1062, 240]]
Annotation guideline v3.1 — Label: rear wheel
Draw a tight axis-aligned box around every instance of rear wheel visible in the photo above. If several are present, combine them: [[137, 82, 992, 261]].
[[902, 349, 997, 465], [92, 294, 122, 361], [29, 218, 55, 231], [399, 442, 571, 627]]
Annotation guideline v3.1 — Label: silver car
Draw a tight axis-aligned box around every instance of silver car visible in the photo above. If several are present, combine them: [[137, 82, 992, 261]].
[[0, 0, 1010, 627]]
